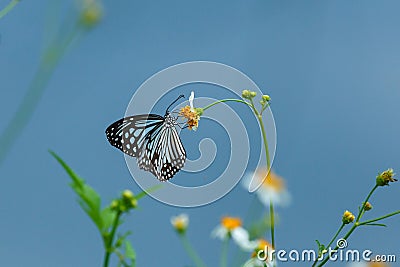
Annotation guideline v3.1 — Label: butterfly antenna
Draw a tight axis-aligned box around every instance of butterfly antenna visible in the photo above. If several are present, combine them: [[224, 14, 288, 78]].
[[166, 94, 184, 113]]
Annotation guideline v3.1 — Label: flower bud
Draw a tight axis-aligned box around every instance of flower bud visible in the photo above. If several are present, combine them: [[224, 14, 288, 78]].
[[262, 95, 271, 102], [342, 210, 355, 224], [242, 90, 251, 99], [110, 200, 119, 211], [376, 168, 397, 186], [364, 202, 373, 211], [122, 190, 134, 200], [80, 2, 103, 27]]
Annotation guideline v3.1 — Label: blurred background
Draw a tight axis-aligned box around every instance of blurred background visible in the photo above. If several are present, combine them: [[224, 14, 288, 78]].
[[0, 0, 399, 266]]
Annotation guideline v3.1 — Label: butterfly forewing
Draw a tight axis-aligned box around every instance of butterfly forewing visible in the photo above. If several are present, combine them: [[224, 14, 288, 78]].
[[106, 113, 186, 181], [105, 114, 164, 157]]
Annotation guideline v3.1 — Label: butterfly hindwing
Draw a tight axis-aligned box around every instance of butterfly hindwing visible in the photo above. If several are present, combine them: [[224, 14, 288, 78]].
[[138, 115, 186, 181]]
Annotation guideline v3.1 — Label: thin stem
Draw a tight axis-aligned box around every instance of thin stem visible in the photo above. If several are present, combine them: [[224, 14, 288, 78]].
[[0, 0, 19, 19], [326, 223, 345, 250], [316, 224, 357, 267], [269, 202, 275, 248], [220, 236, 229, 267], [312, 223, 345, 267], [179, 234, 207, 267], [316, 184, 381, 267], [202, 99, 252, 111], [359, 210, 400, 226], [0, 23, 82, 165], [249, 98, 274, 266], [103, 211, 122, 267], [355, 184, 378, 222]]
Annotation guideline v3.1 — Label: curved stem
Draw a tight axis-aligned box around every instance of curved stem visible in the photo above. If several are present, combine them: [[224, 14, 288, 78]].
[[0, 0, 19, 19], [202, 99, 252, 111], [103, 211, 122, 267], [0, 23, 82, 165]]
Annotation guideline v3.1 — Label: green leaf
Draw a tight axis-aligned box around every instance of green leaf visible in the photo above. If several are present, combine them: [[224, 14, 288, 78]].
[[135, 185, 163, 200], [101, 206, 117, 232], [363, 223, 387, 227], [50, 150, 103, 231], [125, 240, 136, 262]]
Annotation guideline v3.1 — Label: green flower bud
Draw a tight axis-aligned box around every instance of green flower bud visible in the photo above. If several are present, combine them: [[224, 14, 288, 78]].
[[110, 200, 119, 211], [80, 2, 103, 27], [250, 91, 257, 98], [122, 190, 134, 200], [262, 95, 271, 102], [242, 90, 251, 99]]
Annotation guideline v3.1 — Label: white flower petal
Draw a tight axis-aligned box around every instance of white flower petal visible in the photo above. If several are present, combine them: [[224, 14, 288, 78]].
[[231, 227, 257, 252], [170, 213, 189, 227], [211, 225, 228, 240], [189, 91, 195, 111]]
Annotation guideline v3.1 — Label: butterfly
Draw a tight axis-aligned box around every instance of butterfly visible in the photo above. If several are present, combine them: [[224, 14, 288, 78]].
[[105, 95, 186, 181]]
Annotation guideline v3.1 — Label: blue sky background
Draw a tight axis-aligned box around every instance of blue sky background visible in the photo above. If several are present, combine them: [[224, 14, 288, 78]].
[[0, 0, 399, 266]]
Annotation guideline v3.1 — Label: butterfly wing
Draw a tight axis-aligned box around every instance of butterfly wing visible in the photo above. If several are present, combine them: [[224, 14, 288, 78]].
[[105, 114, 164, 157], [138, 121, 186, 181]]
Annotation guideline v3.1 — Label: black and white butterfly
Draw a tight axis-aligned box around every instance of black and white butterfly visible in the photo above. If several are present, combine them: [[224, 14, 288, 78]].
[[105, 95, 186, 181]]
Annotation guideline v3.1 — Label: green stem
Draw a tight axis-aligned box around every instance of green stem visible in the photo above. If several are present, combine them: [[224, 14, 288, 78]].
[[269, 201, 275, 247], [248, 98, 274, 266], [220, 236, 229, 267], [202, 99, 252, 111], [359, 210, 400, 226], [326, 223, 345, 250], [355, 184, 378, 222], [0, 0, 19, 19], [312, 224, 345, 267], [0, 23, 82, 165], [179, 234, 207, 267], [103, 211, 122, 267], [316, 184, 382, 267], [316, 224, 357, 267]]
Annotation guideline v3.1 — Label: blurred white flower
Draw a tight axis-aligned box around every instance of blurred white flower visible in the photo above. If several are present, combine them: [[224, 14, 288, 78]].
[[170, 213, 189, 233], [243, 169, 290, 207], [212, 216, 256, 252], [243, 239, 274, 267]]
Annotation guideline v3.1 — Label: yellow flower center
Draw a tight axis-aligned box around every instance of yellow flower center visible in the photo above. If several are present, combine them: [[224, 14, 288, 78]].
[[173, 220, 186, 231], [260, 171, 285, 192], [251, 239, 273, 259], [221, 217, 242, 230], [179, 106, 200, 130]]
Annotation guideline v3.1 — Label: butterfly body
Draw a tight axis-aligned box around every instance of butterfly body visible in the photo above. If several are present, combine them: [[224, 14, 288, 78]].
[[106, 111, 186, 181]]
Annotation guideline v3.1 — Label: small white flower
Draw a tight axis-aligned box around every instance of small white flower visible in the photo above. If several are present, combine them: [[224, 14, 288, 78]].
[[242, 169, 290, 207], [170, 213, 189, 233], [189, 91, 195, 111], [211, 217, 256, 252]]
